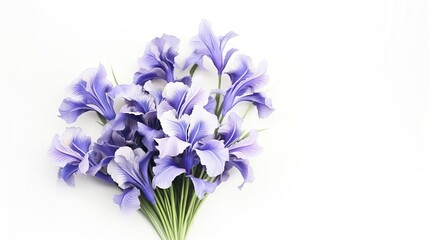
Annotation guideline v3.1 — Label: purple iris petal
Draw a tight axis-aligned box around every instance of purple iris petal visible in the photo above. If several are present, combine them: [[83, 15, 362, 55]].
[[220, 130, 259, 189], [179, 82, 210, 116], [156, 101, 175, 119], [49, 127, 91, 168], [155, 136, 190, 159], [93, 111, 162, 181], [57, 164, 79, 186], [217, 162, 233, 184], [136, 122, 164, 152], [112, 84, 156, 114], [152, 157, 186, 189], [188, 175, 217, 199], [158, 110, 189, 141], [157, 96, 216, 146], [204, 96, 216, 114], [159, 81, 212, 118], [188, 105, 218, 144], [218, 112, 243, 147], [49, 127, 92, 185], [184, 20, 237, 75], [227, 56, 268, 94], [162, 82, 189, 112], [59, 65, 115, 123], [113, 187, 141, 214], [98, 114, 139, 150], [58, 99, 92, 124], [237, 92, 274, 118], [228, 159, 254, 189], [143, 80, 167, 105], [228, 130, 261, 159], [195, 139, 229, 177], [96, 113, 141, 153], [83, 150, 114, 176], [134, 34, 180, 85], [222, 56, 274, 118], [107, 147, 155, 204], [155, 105, 220, 175], [182, 149, 198, 174]]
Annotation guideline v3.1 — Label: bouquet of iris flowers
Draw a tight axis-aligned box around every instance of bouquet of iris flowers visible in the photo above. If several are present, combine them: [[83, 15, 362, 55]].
[[49, 20, 273, 240]]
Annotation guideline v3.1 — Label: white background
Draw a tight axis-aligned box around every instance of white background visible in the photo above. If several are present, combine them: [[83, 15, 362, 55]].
[[1, 0, 429, 239]]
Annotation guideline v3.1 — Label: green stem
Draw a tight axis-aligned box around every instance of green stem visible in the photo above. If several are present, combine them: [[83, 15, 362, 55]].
[[169, 185, 179, 240], [140, 204, 167, 240], [185, 197, 206, 239], [138, 175, 208, 240], [139, 195, 169, 240], [154, 190, 175, 239], [214, 75, 222, 118], [178, 176, 189, 240]]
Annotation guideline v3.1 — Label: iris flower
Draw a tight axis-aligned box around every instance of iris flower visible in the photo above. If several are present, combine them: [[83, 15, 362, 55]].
[[184, 20, 237, 76], [59, 65, 115, 123], [153, 105, 228, 198]]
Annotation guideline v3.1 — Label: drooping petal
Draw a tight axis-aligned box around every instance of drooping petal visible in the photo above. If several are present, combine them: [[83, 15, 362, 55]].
[[107, 154, 134, 188], [155, 136, 190, 158], [107, 147, 155, 204], [85, 151, 114, 176], [220, 31, 238, 52], [218, 112, 243, 146], [152, 157, 186, 189], [78, 154, 90, 174], [188, 175, 217, 199], [238, 92, 274, 118], [134, 68, 166, 86], [195, 139, 228, 177], [59, 65, 115, 123], [204, 96, 216, 114], [217, 163, 233, 184], [58, 164, 78, 186], [188, 105, 218, 145], [113, 187, 141, 215], [228, 159, 254, 189], [94, 171, 115, 184], [48, 127, 91, 168], [49, 135, 80, 168], [58, 99, 91, 124], [228, 130, 262, 159]]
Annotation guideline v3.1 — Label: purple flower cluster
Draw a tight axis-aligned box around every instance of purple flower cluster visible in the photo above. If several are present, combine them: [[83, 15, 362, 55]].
[[49, 20, 273, 214]]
